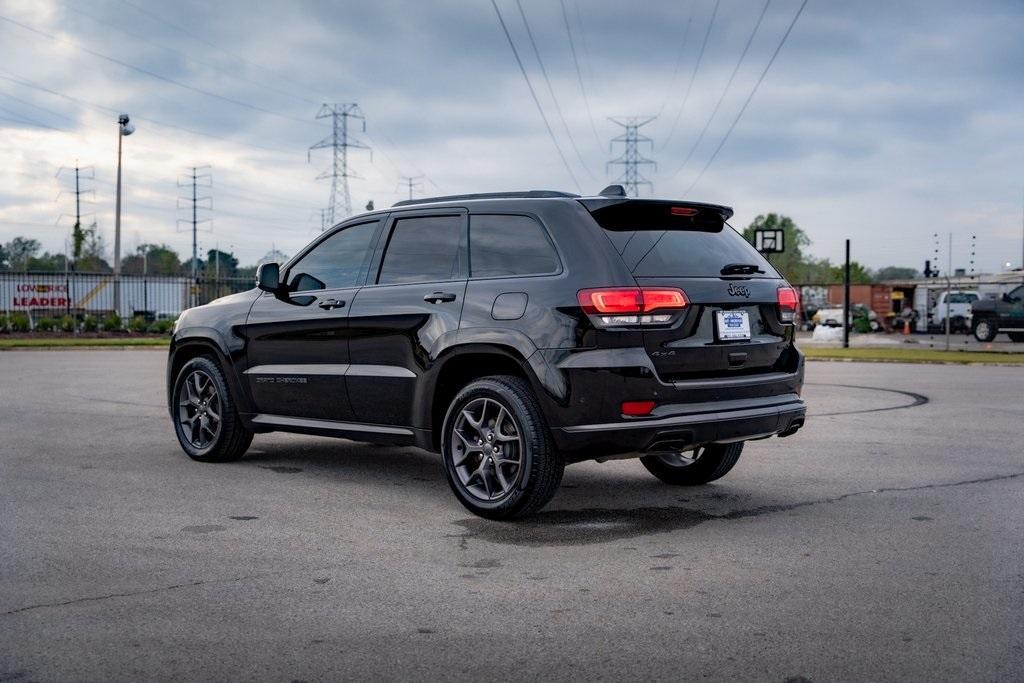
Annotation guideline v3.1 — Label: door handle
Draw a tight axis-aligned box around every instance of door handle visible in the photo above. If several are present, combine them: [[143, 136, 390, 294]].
[[424, 292, 457, 304], [318, 298, 346, 310]]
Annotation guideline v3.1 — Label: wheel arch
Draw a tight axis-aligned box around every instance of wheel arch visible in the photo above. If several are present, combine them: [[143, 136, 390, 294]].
[[167, 332, 251, 417], [420, 343, 557, 451]]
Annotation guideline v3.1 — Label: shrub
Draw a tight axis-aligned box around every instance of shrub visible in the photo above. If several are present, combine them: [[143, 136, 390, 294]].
[[0, 313, 8, 332], [129, 315, 149, 333], [102, 312, 122, 332], [853, 316, 872, 334], [9, 312, 30, 332], [59, 315, 76, 332], [148, 319, 175, 334], [82, 315, 98, 332], [37, 317, 57, 332]]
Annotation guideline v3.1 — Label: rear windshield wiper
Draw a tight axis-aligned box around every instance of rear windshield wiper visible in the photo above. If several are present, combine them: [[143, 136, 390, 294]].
[[721, 263, 765, 276]]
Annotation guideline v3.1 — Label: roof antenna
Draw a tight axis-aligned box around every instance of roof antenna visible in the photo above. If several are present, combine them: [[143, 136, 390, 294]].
[[599, 184, 626, 197]]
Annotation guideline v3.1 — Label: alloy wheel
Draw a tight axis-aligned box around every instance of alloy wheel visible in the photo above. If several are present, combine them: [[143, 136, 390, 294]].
[[654, 447, 705, 468], [177, 370, 222, 450], [450, 397, 524, 501]]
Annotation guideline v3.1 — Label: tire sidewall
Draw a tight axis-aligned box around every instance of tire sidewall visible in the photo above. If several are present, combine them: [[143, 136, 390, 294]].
[[173, 356, 232, 460], [440, 380, 538, 515], [973, 319, 995, 342]]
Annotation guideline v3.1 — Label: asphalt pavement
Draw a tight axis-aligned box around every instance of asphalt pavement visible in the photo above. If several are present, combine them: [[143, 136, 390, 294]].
[[1, 350, 1021, 681]]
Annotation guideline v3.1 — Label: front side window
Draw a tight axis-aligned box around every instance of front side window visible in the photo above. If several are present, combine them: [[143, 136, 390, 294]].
[[289, 220, 380, 291], [470, 214, 560, 278], [378, 215, 464, 284]]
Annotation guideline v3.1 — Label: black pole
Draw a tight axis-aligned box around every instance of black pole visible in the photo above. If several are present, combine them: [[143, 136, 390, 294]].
[[843, 239, 851, 349]]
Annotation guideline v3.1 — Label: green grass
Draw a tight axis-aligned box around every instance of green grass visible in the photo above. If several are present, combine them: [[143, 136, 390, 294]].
[[801, 345, 1024, 365], [0, 337, 170, 349]]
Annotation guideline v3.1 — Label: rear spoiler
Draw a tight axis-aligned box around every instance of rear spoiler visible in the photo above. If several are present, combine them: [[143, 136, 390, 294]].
[[579, 198, 734, 231]]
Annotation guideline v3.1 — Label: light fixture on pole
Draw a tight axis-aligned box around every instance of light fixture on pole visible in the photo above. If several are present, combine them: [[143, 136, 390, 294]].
[[113, 113, 135, 315]]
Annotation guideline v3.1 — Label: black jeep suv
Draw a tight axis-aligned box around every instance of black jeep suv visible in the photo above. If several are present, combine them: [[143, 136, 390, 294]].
[[167, 188, 805, 519], [971, 284, 1024, 342]]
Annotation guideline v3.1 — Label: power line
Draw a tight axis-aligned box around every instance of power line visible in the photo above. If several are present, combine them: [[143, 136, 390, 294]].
[[490, 0, 581, 192], [64, 3, 319, 109], [660, 0, 721, 150], [0, 13, 317, 126], [683, 0, 809, 196], [670, 0, 771, 179], [0, 70, 304, 157], [177, 166, 213, 300], [655, 1, 696, 120], [515, 0, 594, 180], [398, 175, 424, 201], [559, 0, 602, 151], [112, 0, 321, 106]]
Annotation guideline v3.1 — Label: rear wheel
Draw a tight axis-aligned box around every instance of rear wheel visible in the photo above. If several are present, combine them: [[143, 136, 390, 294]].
[[973, 318, 997, 342], [441, 376, 563, 519], [640, 442, 743, 486], [1008, 332, 1024, 343], [172, 356, 253, 462]]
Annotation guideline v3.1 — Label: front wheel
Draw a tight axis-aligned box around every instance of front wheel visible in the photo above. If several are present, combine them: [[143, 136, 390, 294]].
[[441, 376, 563, 519], [640, 442, 744, 486], [973, 318, 997, 342], [172, 356, 253, 462]]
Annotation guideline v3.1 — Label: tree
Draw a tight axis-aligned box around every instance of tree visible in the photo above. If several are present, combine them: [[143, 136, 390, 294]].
[[829, 260, 874, 284], [874, 266, 919, 281], [122, 244, 181, 275], [26, 252, 69, 272], [3, 237, 42, 271], [206, 248, 239, 278], [0, 242, 8, 270]]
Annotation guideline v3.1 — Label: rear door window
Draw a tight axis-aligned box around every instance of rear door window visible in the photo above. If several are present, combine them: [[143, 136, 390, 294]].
[[378, 215, 465, 285], [469, 214, 560, 278]]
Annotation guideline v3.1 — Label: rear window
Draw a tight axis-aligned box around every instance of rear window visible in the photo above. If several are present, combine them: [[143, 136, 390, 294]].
[[590, 203, 778, 278]]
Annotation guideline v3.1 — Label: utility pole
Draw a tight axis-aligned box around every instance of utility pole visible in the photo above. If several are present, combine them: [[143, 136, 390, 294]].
[[843, 239, 851, 349], [113, 114, 135, 315], [607, 116, 656, 197], [56, 164, 95, 264], [177, 166, 212, 308], [309, 103, 370, 225], [398, 175, 423, 201]]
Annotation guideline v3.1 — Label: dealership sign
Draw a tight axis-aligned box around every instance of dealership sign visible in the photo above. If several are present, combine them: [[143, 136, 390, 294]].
[[10, 282, 71, 309]]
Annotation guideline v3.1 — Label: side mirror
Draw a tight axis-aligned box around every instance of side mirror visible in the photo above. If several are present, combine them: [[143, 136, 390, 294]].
[[256, 262, 280, 293], [1002, 292, 1015, 303]]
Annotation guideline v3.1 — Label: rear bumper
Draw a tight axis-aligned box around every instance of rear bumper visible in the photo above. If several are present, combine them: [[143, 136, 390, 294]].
[[552, 393, 806, 460]]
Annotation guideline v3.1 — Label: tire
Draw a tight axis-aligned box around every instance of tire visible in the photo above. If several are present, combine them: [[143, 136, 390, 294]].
[[640, 442, 744, 486], [1009, 333, 1024, 343], [172, 356, 253, 463], [441, 375, 563, 520], [973, 318, 997, 342]]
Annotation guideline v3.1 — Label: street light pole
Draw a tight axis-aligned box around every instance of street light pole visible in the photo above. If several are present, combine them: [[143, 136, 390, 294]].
[[113, 114, 134, 315]]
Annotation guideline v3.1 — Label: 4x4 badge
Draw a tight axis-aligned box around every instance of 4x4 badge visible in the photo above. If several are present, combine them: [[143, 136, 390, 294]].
[[727, 284, 751, 298]]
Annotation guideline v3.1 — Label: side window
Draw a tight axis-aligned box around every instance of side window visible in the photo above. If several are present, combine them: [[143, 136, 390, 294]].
[[288, 220, 380, 291], [469, 214, 560, 278], [1010, 286, 1024, 301], [378, 215, 464, 285]]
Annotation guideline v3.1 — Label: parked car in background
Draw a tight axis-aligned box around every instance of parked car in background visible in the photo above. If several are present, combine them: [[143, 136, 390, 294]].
[[811, 304, 879, 331], [929, 290, 979, 333], [972, 285, 1024, 342]]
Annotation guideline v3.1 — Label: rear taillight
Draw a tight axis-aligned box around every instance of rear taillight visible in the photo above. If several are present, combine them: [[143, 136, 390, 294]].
[[577, 287, 688, 328], [777, 285, 799, 324]]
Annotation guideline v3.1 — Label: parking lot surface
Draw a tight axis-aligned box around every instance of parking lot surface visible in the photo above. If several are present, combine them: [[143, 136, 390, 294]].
[[1, 350, 1022, 681]]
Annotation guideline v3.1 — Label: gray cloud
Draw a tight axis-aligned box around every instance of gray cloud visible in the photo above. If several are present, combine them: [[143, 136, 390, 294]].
[[0, 0, 1021, 271]]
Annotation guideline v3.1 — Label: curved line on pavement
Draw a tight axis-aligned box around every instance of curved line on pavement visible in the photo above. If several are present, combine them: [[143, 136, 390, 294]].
[[804, 383, 929, 417]]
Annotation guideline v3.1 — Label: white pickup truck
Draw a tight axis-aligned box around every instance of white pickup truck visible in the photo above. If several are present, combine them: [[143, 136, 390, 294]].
[[930, 290, 980, 332]]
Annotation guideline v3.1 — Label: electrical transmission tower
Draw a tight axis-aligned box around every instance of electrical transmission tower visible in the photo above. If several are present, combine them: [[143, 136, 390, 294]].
[[56, 164, 95, 264], [309, 103, 370, 225], [398, 175, 423, 201], [177, 166, 212, 306], [607, 116, 657, 197]]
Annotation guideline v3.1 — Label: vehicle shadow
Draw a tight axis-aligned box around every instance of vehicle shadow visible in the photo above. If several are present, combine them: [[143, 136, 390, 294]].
[[237, 435, 760, 546]]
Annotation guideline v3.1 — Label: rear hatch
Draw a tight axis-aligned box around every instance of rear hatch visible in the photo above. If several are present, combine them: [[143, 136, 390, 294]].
[[584, 199, 799, 381]]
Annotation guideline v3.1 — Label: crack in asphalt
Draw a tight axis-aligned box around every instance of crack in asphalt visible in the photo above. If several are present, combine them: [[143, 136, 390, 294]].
[[805, 382, 929, 417], [452, 471, 1024, 547]]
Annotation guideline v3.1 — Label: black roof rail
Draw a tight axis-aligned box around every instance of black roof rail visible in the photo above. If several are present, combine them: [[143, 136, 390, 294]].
[[392, 190, 579, 207]]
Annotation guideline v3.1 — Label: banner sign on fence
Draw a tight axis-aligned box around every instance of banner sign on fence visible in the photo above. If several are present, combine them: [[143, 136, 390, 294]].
[[10, 282, 71, 309]]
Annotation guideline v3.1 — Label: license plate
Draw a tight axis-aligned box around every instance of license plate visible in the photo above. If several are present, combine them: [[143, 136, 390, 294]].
[[716, 309, 751, 341]]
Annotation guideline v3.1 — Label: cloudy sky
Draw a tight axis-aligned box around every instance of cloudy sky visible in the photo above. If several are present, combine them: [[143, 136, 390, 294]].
[[0, 0, 1021, 272]]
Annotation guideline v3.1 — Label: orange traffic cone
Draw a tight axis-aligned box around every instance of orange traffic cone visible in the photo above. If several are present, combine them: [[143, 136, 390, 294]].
[[902, 318, 910, 335]]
